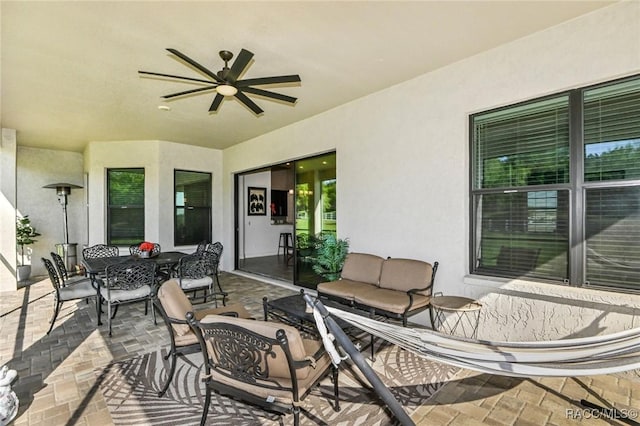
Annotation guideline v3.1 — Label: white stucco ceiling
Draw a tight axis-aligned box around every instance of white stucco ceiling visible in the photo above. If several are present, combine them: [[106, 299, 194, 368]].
[[1, 1, 614, 152]]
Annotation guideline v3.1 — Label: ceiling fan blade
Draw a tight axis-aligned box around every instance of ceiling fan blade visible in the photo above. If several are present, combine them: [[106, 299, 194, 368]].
[[240, 87, 297, 104], [138, 70, 214, 84], [226, 49, 253, 84], [209, 93, 224, 112], [167, 48, 222, 83], [237, 75, 301, 87], [163, 86, 217, 99], [235, 91, 264, 115]]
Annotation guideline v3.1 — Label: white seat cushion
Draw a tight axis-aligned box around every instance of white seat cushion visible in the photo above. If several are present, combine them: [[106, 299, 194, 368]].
[[59, 281, 96, 301], [100, 285, 151, 303], [180, 276, 213, 290], [64, 275, 93, 286]]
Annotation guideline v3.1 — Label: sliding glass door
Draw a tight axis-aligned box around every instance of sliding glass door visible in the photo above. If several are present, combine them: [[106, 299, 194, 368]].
[[234, 152, 337, 289], [294, 152, 337, 289]]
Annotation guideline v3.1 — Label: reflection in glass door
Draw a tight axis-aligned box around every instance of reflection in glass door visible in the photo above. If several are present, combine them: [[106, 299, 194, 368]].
[[234, 152, 336, 289], [294, 152, 337, 289]]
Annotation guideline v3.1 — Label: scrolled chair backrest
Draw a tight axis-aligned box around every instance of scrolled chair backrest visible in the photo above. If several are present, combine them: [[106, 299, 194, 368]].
[[105, 261, 156, 291], [177, 253, 208, 280], [42, 257, 62, 291], [195, 241, 209, 254], [204, 241, 223, 258], [200, 250, 220, 276], [50, 251, 69, 282], [187, 313, 310, 386], [202, 242, 223, 275], [82, 244, 119, 259]]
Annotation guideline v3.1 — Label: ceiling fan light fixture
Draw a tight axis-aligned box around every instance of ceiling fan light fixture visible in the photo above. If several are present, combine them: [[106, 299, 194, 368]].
[[216, 84, 237, 97]]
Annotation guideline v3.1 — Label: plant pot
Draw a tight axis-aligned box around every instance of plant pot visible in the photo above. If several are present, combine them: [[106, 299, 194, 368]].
[[17, 265, 31, 282]]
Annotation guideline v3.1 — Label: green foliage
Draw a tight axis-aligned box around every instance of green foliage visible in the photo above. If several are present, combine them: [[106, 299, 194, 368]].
[[480, 141, 640, 189], [585, 143, 640, 181], [108, 169, 145, 205], [322, 179, 336, 212], [311, 234, 349, 281], [17, 215, 41, 265], [480, 150, 570, 189]]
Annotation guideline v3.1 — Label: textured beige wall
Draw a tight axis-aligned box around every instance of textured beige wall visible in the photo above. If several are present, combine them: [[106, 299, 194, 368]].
[[84, 140, 223, 253], [222, 2, 640, 339], [0, 129, 17, 291], [17, 146, 85, 277]]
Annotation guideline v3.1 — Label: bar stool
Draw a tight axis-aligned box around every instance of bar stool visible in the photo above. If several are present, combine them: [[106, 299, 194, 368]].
[[277, 232, 293, 259]]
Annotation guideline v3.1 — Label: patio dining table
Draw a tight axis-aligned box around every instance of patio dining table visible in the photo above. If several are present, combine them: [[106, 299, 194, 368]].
[[82, 251, 188, 325]]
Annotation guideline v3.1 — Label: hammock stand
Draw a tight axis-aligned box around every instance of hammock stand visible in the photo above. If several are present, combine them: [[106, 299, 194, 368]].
[[302, 294, 414, 426], [303, 294, 640, 426]]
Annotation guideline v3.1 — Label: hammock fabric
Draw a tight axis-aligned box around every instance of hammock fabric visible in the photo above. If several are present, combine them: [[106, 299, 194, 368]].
[[318, 305, 640, 378]]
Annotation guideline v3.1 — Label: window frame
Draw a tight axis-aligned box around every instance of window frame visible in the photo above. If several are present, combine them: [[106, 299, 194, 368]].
[[174, 169, 212, 246], [470, 74, 640, 293], [106, 167, 145, 246]]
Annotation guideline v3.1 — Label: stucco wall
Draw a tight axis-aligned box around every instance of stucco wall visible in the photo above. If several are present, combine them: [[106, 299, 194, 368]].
[[221, 2, 640, 339], [84, 140, 223, 254], [16, 146, 85, 277]]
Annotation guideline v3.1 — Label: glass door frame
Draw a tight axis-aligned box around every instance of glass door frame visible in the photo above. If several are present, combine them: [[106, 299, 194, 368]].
[[233, 151, 337, 288]]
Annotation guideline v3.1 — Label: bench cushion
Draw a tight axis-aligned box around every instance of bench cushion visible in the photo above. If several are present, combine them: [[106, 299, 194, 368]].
[[378, 258, 434, 296], [354, 287, 430, 314], [340, 253, 385, 285], [317, 279, 376, 301]]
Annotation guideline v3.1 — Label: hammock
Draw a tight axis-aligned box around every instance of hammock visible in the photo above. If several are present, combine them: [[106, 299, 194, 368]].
[[318, 305, 640, 378]]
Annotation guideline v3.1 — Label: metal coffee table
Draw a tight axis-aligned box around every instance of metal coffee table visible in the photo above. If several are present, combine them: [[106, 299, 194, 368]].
[[263, 292, 380, 359]]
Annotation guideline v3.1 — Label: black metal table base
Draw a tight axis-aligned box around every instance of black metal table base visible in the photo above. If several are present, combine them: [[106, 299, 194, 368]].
[[263, 292, 380, 360]]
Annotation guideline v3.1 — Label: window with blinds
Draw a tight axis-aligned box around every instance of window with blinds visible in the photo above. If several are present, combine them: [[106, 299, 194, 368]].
[[584, 79, 640, 182], [174, 170, 212, 246], [473, 96, 570, 190], [583, 78, 640, 290], [107, 168, 145, 245], [471, 74, 640, 292], [472, 96, 570, 281]]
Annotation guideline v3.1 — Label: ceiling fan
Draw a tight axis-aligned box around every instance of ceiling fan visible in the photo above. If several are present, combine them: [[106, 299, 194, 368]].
[[139, 48, 301, 115]]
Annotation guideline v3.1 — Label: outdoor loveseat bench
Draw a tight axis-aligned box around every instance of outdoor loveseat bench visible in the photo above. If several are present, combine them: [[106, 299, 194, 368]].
[[317, 253, 438, 326]]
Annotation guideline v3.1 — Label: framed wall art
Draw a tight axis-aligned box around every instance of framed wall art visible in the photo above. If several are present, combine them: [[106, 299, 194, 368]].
[[247, 186, 266, 216]]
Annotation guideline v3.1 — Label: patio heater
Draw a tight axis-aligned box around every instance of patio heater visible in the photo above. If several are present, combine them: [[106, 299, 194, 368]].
[[43, 182, 82, 271]]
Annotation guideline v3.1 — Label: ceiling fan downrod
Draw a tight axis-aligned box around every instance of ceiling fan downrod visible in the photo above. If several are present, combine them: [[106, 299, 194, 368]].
[[217, 50, 233, 80]]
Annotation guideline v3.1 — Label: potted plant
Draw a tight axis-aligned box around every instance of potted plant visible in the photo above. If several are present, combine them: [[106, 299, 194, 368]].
[[16, 215, 41, 281], [311, 233, 349, 281], [295, 233, 317, 261]]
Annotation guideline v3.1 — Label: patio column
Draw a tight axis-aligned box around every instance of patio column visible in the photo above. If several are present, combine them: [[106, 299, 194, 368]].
[[0, 129, 18, 291]]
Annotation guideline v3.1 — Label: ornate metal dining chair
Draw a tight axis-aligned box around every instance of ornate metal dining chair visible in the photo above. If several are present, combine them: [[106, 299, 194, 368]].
[[176, 252, 213, 304], [154, 279, 252, 397], [187, 312, 340, 426], [102, 261, 157, 336], [203, 242, 227, 305], [42, 257, 97, 335], [129, 242, 172, 282], [51, 251, 91, 286]]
